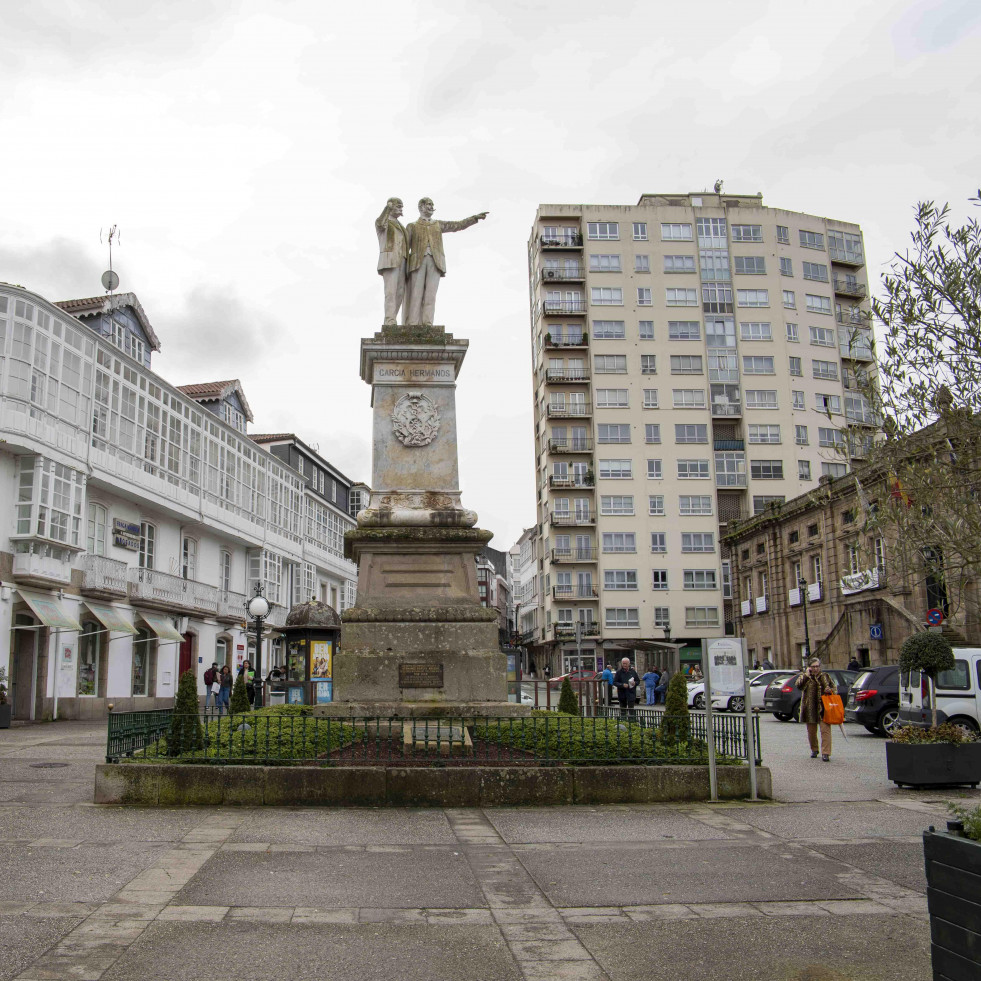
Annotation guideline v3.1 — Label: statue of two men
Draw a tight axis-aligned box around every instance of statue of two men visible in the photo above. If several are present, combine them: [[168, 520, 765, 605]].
[[376, 197, 487, 327]]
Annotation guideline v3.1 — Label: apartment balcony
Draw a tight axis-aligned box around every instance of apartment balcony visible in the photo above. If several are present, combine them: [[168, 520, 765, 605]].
[[217, 589, 249, 622], [127, 567, 218, 614], [711, 400, 742, 418], [833, 277, 866, 298], [78, 554, 128, 599], [542, 299, 587, 316], [713, 438, 745, 451], [266, 603, 288, 628], [716, 473, 748, 488], [547, 437, 593, 454], [836, 310, 866, 326], [552, 584, 599, 600], [546, 403, 592, 419], [540, 232, 583, 249], [548, 474, 594, 489], [829, 245, 864, 266], [544, 332, 588, 348], [549, 512, 596, 527], [11, 546, 74, 586], [551, 547, 597, 564], [539, 263, 585, 283], [553, 622, 600, 640], [545, 369, 590, 384], [838, 334, 875, 362]]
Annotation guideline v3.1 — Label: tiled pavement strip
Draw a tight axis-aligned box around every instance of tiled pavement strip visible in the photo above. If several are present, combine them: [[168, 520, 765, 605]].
[[2, 803, 930, 981]]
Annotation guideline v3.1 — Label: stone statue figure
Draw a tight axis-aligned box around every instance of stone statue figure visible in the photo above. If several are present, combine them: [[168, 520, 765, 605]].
[[403, 197, 488, 327], [376, 197, 408, 326]]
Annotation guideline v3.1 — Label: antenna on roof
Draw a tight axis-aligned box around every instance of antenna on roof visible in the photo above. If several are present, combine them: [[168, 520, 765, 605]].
[[100, 225, 121, 295]]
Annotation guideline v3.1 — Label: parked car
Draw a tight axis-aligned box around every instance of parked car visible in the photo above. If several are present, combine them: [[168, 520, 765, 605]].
[[898, 648, 981, 733], [845, 665, 900, 736], [687, 681, 706, 710], [764, 669, 859, 721], [710, 670, 796, 713], [548, 669, 599, 691]]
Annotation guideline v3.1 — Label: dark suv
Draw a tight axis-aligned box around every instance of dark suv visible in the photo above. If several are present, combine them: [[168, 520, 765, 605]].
[[764, 669, 859, 722], [844, 665, 900, 736]]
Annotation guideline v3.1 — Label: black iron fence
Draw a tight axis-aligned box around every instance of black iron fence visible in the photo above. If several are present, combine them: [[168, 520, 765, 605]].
[[105, 703, 760, 767]]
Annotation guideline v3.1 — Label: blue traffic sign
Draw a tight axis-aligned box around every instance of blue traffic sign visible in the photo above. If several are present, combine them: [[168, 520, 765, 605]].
[[926, 608, 945, 626], [869, 623, 883, 640]]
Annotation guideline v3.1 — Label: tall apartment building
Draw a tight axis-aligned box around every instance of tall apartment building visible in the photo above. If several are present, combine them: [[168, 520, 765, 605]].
[[526, 190, 875, 676]]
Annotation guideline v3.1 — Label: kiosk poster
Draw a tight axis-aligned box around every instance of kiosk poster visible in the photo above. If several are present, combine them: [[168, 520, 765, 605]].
[[706, 638, 745, 697], [315, 680, 333, 704], [287, 686, 304, 705], [310, 641, 332, 681]]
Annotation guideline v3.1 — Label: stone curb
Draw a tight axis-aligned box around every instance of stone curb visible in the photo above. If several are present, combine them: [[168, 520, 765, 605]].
[[94, 763, 771, 806]]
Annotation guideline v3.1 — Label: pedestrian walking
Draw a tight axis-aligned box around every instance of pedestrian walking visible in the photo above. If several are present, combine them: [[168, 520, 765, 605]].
[[761, 656, 774, 670], [203, 662, 219, 710], [642, 667, 660, 706], [217, 665, 233, 716], [796, 657, 836, 761], [239, 660, 256, 708], [614, 658, 641, 715], [543, 665, 551, 681], [846, 655, 862, 672]]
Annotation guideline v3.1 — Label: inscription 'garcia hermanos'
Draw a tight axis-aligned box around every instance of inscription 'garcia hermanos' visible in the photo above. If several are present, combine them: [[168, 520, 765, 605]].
[[375, 365, 454, 382]]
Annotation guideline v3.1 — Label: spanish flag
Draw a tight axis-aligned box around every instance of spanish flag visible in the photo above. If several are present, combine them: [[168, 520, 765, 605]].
[[889, 475, 912, 508]]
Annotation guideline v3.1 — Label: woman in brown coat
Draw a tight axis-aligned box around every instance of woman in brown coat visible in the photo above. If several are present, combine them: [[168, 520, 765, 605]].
[[796, 658, 836, 761]]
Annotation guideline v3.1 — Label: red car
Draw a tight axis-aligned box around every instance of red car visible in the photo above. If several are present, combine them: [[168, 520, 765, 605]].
[[548, 669, 599, 690]]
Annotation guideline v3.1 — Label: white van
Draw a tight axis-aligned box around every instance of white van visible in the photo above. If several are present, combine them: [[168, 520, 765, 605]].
[[898, 647, 981, 732]]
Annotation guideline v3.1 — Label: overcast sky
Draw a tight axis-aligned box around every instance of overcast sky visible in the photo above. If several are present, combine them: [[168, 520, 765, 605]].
[[2, 0, 979, 550]]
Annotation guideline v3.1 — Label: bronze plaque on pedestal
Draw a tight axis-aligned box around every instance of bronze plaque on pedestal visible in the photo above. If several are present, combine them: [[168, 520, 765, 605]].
[[399, 663, 444, 688]]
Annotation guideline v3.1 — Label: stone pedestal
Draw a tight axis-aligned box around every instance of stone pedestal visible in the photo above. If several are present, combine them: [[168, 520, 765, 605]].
[[333, 326, 522, 718]]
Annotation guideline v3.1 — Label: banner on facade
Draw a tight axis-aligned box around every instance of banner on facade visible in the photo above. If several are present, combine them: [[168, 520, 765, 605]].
[[840, 568, 880, 595]]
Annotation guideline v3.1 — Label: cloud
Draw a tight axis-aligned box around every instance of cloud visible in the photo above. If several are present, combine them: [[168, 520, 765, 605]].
[[0, 238, 105, 301]]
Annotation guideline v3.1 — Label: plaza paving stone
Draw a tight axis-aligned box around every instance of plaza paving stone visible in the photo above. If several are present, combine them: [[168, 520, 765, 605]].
[[228, 807, 457, 845], [0, 916, 85, 981], [807, 839, 929, 894]]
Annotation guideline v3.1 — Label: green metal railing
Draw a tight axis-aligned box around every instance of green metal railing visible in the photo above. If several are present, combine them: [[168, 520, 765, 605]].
[[105, 707, 760, 767]]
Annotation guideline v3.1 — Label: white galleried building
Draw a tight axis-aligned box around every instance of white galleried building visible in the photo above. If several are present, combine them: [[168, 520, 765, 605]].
[[527, 191, 875, 676], [0, 284, 359, 721]]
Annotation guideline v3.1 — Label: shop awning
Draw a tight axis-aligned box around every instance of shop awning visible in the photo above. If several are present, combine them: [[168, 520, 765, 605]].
[[16, 588, 81, 631], [137, 611, 184, 642], [83, 601, 137, 635]]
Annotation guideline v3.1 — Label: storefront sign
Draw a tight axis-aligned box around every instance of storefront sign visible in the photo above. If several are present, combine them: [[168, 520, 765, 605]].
[[112, 518, 141, 551]]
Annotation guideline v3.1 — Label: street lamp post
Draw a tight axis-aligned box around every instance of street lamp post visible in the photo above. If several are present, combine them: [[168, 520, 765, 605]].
[[798, 577, 813, 668], [246, 582, 270, 710]]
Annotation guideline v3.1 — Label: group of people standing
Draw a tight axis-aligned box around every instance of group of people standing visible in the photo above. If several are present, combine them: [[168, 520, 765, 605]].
[[203, 661, 256, 716]]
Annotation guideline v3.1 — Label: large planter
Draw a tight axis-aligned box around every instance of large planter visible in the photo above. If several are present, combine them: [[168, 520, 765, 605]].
[[886, 740, 981, 788], [923, 829, 981, 979], [0, 703, 10, 729]]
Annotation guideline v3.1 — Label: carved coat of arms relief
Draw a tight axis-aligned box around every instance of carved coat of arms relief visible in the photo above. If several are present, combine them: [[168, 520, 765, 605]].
[[392, 391, 440, 447]]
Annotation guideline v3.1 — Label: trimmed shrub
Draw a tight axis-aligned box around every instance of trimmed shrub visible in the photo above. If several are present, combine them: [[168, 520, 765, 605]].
[[167, 669, 203, 756], [475, 715, 655, 762], [899, 633, 955, 727], [230, 672, 251, 714], [659, 672, 690, 745], [558, 676, 579, 715]]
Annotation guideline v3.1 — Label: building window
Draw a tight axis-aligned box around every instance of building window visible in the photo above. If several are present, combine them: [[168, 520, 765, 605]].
[[644, 424, 661, 443], [810, 325, 836, 347], [650, 532, 667, 553], [637, 287, 653, 306], [750, 459, 784, 479], [639, 320, 654, 339], [677, 459, 710, 479], [670, 355, 702, 375], [743, 356, 774, 375], [682, 532, 715, 552], [652, 570, 669, 590], [633, 222, 648, 241], [591, 287, 623, 305], [753, 495, 785, 513], [776, 225, 790, 244], [592, 320, 625, 338], [802, 261, 829, 282], [589, 254, 622, 272], [731, 224, 763, 242], [596, 388, 629, 408], [668, 321, 700, 340], [15, 457, 85, 547], [679, 495, 712, 516], [649, 495, 664, 516], [600, 497, 634, 516], [786, 322, 799, 342], [696, 217, 727, 247], [874, 537, 886, 573], [737, 290, 769, 308], [641, 355, 658, 375], [647, 459, 663, 479], [702, 284, 733, 312], [602, 532, 636, 552], [587, 222, 619, 240], [684, 570, 717, 589], [733, 256, 766, 275], [748, 424, 780, 444], [666, 288, 698, 307], [740, 321, 772, 341], [664, 255, 696, 273], [86, 502, 107, 556], [783, 290, 796, 309], [182, 536, 197, 580], [643, 389, 659, 409], [137, 522, 155, 570], [77, 622, 101, 697], [685, 606, 720, 628], [220, 550, 232, 592], [132, 627, 156, 697], [654, 606, 671, 628], [672, 389, 706, 409], [675, 424, 708, 444], [792, 390, 806, 410], [745, 390, 778, 409], [700, 250, 730, 281], [635, 255, 651, 273], [598, 459, 632, 479], [598, 424, 631, 444], [816, 393, 842, 414], [605, 607, 639, 628], [799, 229, 825, 250], [819, 427, 845, 449], [594, 355, 627, 373], [798, 460, 811, 480], [661, 223, 693, 241], [812, 359, 839, 381], [604, 570, 638, 590], [788, 356, 802, 376], [779, 257, 793, 276], [806, 294, 832, 315], [795, 425, 809, 445]]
